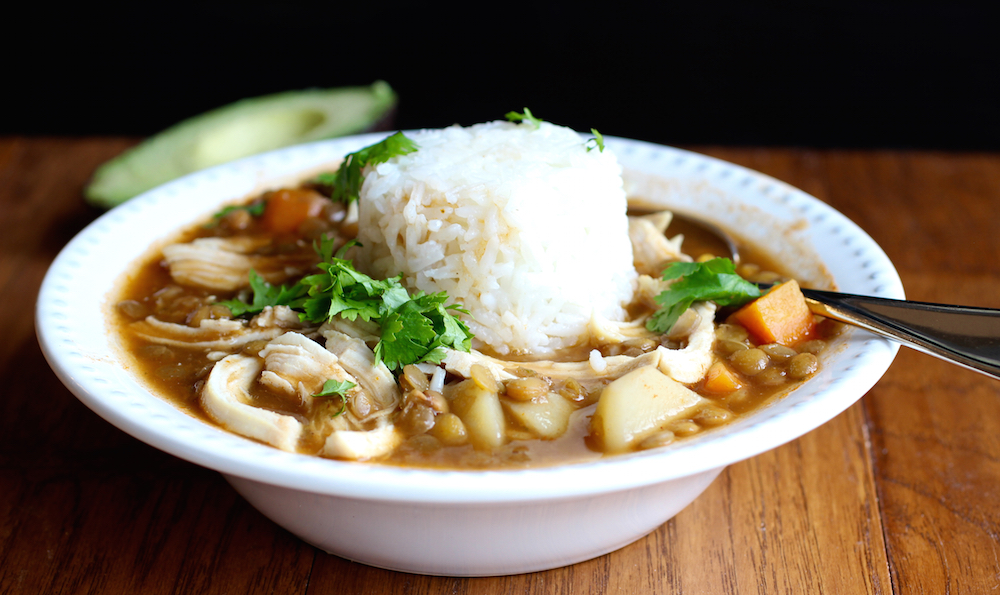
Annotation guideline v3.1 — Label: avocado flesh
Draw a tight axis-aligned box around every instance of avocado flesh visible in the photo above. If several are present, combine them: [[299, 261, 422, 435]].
[[85, 81, 397, 208]]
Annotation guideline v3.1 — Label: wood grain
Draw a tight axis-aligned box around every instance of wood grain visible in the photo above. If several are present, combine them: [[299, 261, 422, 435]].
[[2, 139, 998, 594]]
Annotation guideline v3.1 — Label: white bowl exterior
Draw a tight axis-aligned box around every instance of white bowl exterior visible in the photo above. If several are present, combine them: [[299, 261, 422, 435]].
[[225, 467, 724, 576], [36, 133, 902, 575]]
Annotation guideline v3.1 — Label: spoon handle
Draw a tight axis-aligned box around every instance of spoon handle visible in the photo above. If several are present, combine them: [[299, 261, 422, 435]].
[[797, 287, 1000, 380]]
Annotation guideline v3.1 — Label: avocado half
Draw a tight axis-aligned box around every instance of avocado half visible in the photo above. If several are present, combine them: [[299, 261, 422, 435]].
[[85, 81, 397, 208]]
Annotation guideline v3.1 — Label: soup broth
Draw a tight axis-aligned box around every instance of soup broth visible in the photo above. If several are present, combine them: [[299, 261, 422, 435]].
[[110, 175, 838, 470]]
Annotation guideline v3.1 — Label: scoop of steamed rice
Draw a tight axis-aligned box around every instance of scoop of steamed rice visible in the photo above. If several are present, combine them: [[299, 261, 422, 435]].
[[356, 120, 637, 356]]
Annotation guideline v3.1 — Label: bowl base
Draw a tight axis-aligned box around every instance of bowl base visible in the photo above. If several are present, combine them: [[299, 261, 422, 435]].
[[225, 466, 725, 577]]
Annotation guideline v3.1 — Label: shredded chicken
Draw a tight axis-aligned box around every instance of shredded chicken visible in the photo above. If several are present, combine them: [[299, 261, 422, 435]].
[[442, 348, 658, 384], [634, 274, 670, 311], [628, 214, 690, 277], [258, 331, 355, 406], [318, 317, 380, 344], [200, 354, 302, 451], [322, 330, 401, 412], [321, 425, 404, 461], [130, 306, 316, 353], [251, 305, 308, 330], [162, 236, 316, 291], [588, 313, 659, 344], [130, 316, 287, 351], [639, 210, 673, 233], [654, 301, 717, 384], [442, 301, 717, 386]]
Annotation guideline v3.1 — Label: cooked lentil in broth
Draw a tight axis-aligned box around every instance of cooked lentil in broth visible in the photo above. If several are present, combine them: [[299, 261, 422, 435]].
[[111, 179, 839, 469]]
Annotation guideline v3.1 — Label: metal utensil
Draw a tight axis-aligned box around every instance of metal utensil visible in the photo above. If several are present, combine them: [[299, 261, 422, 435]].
[[771, 285, 1000, 380], [669, 212, 1000, 380]]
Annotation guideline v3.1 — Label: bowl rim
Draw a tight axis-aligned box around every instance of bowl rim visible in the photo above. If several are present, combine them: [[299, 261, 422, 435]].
[[36, 132, 902, 504]]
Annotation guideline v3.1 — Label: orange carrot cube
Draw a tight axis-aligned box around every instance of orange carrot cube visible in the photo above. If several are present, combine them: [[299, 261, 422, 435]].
[[730, 280, 816, 346], [703, 361, 743, 393], [261, 188, 324, 234]]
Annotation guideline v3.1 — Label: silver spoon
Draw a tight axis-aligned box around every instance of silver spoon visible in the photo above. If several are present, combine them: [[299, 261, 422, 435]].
[[668, 211, 1000, 381]]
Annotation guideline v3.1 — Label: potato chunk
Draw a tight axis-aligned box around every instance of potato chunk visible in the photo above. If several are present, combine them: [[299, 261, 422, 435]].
[[449, 380, 506, 450], [590, 366, 709, 453], [503, 392, 574, 440]]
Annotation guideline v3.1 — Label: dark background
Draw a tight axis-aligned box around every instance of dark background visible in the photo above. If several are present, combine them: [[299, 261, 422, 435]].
[[6, 2, 999, 150]]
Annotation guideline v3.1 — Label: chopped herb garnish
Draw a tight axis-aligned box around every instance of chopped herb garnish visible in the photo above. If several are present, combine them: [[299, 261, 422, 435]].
[[295, 239, 410, 325], [312, 378, 357, 398], [216, 269, 306, 317], [219, 236, 474, 370], [327, 132, 419, 204], [312, 379, 355, 417], [505, 108, 542, 129], [586, 128, 605, 152], [205, 201, 266, 227], [646, 258, 761, 333], [375, 294, 473, 371], [313, 171, 338, 187]]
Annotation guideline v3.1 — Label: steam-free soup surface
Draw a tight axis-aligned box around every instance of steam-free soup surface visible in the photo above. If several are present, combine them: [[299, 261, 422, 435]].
[[111, 179, 836, 469]]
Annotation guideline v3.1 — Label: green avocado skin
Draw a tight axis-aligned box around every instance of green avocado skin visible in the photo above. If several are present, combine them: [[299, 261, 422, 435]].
[[84, 81, 397, 208]]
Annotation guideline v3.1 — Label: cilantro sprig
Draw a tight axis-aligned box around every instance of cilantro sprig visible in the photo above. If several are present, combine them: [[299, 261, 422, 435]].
[[219, 237, 474, 371], [586, 128, 605, 152], [505, 109, 607, 155], [312, 379, 356, 417], [216, 270, 306, 317], [376, 294, 473, 370], [312, 378, 357, 398], [505, 108, 542, 129], [324, 132, 419, 204], [646, 258, 761, 333], [204, 201, 266, 228]]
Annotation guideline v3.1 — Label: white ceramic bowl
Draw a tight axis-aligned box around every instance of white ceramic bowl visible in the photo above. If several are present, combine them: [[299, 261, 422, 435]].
[[36, 133, 902, 576]]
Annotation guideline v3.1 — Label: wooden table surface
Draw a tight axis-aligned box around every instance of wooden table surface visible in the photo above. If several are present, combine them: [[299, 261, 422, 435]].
[[3, 137, 999, 594]]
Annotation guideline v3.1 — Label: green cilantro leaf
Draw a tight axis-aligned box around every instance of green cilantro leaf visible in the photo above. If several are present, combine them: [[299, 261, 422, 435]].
[[328, 132, 419, 204], [312, 378, 356, 417], [586, 128, 605, 152], [505, 108, 543, 129], [373, 292, 473, 370], [218, 270, 306, 317], [376, 299, 440, 370], [646, 258, 761, 333], [312, 378, 357, 398], [204, 201, 266, 227], [222, 235, 475, 371], [295, 238, 405, 324], [312, 171, 338, 187]]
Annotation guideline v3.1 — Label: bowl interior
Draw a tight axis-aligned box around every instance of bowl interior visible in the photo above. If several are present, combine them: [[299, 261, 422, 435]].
[[36, 133, 902, 503]]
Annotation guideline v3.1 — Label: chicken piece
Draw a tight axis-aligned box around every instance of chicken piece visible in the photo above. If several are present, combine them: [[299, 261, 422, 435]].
[[634, 274, 670, 311], [258, 331, 355, 406], [200, 354, 302, 451], [628, 215, 690, 277], [439, 350, 517, 382], [318, 317, 380, 344], [130, 316, 287, 351], [162, 236, 316, 291], [321, 424, 404, 461], [588, 313, 660, 345], [442, 348, 657, 384], [322, 330, 400, 412], [441, 301, 716, 386], [250, 305, 308, 330], [655, 301, 717, 384], [639, 210, 674, 233]]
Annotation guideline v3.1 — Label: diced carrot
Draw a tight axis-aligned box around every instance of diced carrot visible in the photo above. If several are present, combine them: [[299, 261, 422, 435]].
[[730, 279, 816, 346], [261, 188, 324, 233], [703, 361, 742, 394]]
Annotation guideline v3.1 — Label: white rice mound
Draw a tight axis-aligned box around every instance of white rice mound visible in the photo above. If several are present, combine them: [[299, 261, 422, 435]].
[[356, 120, 637, 356]]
